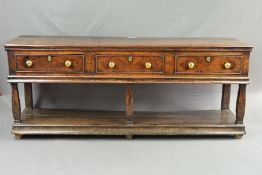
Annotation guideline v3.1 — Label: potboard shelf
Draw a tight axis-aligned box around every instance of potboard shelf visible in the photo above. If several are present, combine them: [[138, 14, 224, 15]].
[[12, 109, 245, 137]]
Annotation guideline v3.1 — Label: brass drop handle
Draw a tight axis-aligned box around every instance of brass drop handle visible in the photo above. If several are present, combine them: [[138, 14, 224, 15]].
[[188, 62, 195, 69], [224, 62, 231, 69], [25, 59, 33, 67], [145, 62, 152, 69], [108, 61, 115, 69], [65, 60, 72, 67]]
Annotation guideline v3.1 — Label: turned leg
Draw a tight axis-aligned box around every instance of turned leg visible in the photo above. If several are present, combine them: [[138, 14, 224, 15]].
[[24, 83, 33, 109], [11, 83, 21, 123], [236, 84, 247, 124], [126, 85, 134, 125], [221, 84, 231, 110]]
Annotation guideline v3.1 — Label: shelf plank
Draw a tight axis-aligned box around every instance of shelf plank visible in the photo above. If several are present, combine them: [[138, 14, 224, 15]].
[[12, 109, 245, 137], [19, 109, 236, 126], [20, 109, 126, 126]]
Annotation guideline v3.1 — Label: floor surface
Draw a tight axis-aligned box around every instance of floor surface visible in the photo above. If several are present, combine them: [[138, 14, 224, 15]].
[[0, 94, 262, 175]]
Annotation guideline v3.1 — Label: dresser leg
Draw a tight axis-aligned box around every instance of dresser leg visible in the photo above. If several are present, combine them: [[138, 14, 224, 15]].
[[234, 135, 242, 139], [11, 83, 21, 123], [126, 85, 134, 125], [126, 135, 133, 139], [221, 84, 231, 110], [15, 134, 23, 139], [236, 84, 247, 124], [24, 83, 33, 109]]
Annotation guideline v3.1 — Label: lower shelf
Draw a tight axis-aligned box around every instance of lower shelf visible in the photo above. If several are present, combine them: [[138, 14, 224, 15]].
[[12, 109, 245, 138]]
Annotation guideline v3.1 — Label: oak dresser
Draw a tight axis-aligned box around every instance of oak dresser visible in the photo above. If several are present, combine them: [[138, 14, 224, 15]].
[[4, 36, 253, 139]]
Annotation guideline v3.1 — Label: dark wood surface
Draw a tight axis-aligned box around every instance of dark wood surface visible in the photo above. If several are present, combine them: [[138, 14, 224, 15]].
[[4, 36, 252, 139], [125, 86, 133, 124], [221, 84, 231, 110], [24, 83, 33, 109], [19, 109, 236, 126], [12, 108, 245, 137], [176, 55, 242, 74], [236, 84, 246, 124], [5, 36, 253, 50], [11, 83, 21, 122], [5, 37, 252, 85], [15, 54, 85, 73], [96, 55, 164, 73]]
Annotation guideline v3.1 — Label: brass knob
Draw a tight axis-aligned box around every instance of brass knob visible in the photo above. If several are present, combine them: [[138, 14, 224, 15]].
[[25, 59, 33, 67], [188, 62, 195, 69], [47, 56, 52, 62], [206, 56, 211, 62], [224, 62, 231, 69], [65, 60, 72, 67], [108, 61, 115, 69], [128, 56, 133, 62], [145, 62, 152, 69]]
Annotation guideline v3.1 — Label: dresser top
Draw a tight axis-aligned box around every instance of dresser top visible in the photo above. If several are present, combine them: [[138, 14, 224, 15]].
[[5, 35, 253, 50]]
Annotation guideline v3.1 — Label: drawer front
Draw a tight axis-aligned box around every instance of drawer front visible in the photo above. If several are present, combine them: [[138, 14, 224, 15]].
[[16, 54, 84, 73], [96, 55, 164, 73], [176, 56, 242, 74]]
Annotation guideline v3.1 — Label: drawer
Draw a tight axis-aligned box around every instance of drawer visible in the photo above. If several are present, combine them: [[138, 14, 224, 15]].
[[16, 54, 84, 73], [175, 55, 242, 74], [96, 55, 164, 73]]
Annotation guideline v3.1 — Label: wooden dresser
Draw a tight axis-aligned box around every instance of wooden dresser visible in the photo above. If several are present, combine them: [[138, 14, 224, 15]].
[[4, 36, 253, 139]]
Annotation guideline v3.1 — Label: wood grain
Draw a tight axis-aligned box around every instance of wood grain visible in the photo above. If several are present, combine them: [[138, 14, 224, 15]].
[[24, 83, 33, 109], [125, 85, 133, 124], [96, 54, 164, 73], [15, 54, 84, 73], [175, 55, 242, 74], [236, 84, 246, 124], [11, 83, 21, 122], [12, 109, 245, 137], [221, 84, 231, 110], [5, 36, 253, 50]]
